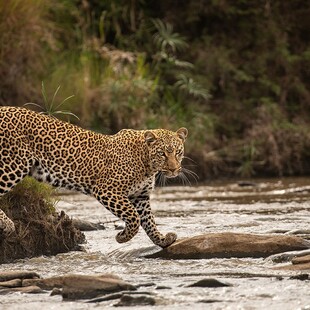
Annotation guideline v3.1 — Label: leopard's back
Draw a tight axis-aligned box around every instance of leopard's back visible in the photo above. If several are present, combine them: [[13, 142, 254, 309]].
[[0, 107, 105, 194]]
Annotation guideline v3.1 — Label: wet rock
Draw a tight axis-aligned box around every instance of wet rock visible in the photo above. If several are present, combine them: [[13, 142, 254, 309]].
[[87, 292, 123, 303], [0, 271, 40, 282], [237, 181, 257, 187], [155, 285, 171, 290], [274, 262, 310, 271], [292, 254, 310, 265], [0, 285, 43, 295], [199, 299, 223, 303], [21, 273, 137, 300], [72, 219, 105, 231], [146, 233, 310, 259], [187, 278, 231, 288], [273, 254, 310, 271], [50, 287, 62, 296], [289, 274, 309, 281], [286, 229, 310, 235], [136, 282, 156, 288], [0, 279, 22, 287], [61, 274, 136, 300], [23, 273, 121, 290], [268, 250, 310, 263], [23, 276, 68, 289], [114, 294, 156, 307], [87, 291, 153, 303]]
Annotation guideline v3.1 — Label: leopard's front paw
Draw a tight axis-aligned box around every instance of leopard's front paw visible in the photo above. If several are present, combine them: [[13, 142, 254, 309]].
[[115, 230, 130, 243], [115, 225, 139, 243], [157, 232, 177, 248]]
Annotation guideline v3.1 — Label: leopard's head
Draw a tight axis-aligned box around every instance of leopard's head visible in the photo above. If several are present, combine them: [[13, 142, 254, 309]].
[[144, 128, 188, 178]]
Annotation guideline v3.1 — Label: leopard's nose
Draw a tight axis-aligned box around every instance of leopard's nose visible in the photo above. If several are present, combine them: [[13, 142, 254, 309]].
[[170, 167, 181, 175]]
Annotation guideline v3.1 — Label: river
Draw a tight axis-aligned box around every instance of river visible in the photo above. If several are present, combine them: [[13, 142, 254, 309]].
[[0, 177, 309, 309]]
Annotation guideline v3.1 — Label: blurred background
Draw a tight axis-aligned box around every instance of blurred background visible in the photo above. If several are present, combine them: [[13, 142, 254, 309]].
[[0, 0, 309, 180]]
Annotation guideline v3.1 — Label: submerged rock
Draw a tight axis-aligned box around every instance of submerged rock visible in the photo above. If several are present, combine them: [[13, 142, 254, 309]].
[[292, 254, 310, 265], [22, 273, 135, 300], [274, 254, 310, 271], [0, 271, 40, 282], [72, 218, 105, 231], [114, 294, 156, 307], [0, 271, 137, 300], [187, 278, 231, 288], [267, 249, 310, 263], [61, 274, 136, 300], [0, 279, 22, 288], [289, 274, 309, 280], [0, 285, 43, 295], [145, 233, 310, 259]]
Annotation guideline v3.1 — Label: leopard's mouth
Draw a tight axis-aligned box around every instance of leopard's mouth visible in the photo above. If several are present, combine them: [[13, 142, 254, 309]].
[[162, 168, 181, 178]]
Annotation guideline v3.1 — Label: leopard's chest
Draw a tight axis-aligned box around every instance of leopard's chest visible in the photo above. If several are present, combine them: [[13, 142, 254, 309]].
[[127, 176, 155, 196]]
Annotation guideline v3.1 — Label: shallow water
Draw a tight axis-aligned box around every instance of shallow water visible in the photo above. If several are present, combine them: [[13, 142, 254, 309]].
[[0, 177, 309, 309]]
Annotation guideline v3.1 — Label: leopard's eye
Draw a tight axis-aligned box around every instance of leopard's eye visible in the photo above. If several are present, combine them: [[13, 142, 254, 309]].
[[157, 150, 165, 156]]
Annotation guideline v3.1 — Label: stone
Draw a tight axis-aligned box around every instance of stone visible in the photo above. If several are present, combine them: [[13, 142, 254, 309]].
[[87, 292, 124, 303], [23, 276, 67, 289], [23, 274, 135, 300], [23, 273, 121, 290], [274, 262, 310, 271], [87, 291, 153, 303], [0, 285, 43, 295], [268, 249, 310, 263], [292, 254, 310, 265], [145, 233, 310, 259], [61, 274, 136, 300], [50, 287, 62, 296], [0, 279, 22, 287], [72, 219, 105, 231], [187, 278, 231, 288], [155, 285, 171, 290], [289, 274, 309, 281], [114, 294, 156, 306], [0, 271, 40, 282]]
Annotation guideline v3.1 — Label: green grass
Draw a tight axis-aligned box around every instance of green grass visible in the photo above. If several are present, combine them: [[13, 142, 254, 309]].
[[0, 177, 56, 214]]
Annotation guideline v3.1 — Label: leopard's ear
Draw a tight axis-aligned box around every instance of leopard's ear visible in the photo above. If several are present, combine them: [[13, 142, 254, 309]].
[[144, 131, 158, 145], [176, 127, 188, 142]]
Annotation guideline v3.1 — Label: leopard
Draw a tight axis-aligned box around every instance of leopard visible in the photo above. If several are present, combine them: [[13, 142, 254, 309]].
[[0, 106, 188, 248]]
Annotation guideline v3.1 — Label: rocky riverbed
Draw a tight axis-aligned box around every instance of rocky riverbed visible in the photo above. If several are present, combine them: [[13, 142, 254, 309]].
[[0, 177, 309, 309]]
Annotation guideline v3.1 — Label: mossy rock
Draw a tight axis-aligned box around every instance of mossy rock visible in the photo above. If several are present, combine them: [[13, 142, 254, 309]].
[[0, 178, 85, 263]]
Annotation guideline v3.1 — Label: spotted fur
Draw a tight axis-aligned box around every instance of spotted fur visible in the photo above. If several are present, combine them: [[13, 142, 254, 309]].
[[0, 106, 188, 247]]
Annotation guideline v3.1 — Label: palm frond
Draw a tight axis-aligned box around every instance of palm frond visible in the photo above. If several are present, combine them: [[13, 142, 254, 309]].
[[174, 74, 210, 100], [152, 18, 188, 53]]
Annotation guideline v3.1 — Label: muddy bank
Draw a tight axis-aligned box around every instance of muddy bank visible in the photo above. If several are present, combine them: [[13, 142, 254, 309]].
[[0, 179, 85, 263]]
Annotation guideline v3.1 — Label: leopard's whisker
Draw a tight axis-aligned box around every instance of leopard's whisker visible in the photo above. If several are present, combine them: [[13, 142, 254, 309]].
[[181, 167, 199, 184], [179, 172, 190, 186], [183, 156, 197, 164]]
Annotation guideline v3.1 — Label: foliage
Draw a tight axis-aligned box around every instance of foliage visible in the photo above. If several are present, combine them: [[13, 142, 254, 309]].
[[25, 82, 78, 120], [0, 0, 309, 178]]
